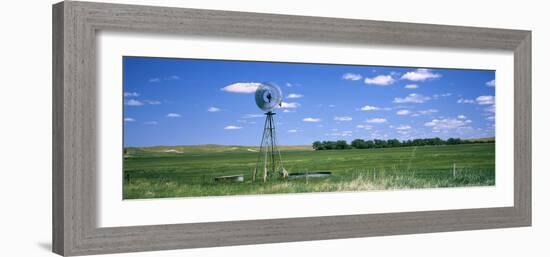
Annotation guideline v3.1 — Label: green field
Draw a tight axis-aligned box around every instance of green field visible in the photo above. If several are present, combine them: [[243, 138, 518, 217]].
[[123, 143, 495, 199]]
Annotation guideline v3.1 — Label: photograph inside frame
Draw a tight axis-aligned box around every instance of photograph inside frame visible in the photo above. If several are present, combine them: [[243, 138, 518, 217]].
[[122, 56, 496, 199]]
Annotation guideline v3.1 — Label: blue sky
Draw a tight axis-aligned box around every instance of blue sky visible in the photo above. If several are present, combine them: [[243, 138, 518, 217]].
[[123, 56, 495, 147]]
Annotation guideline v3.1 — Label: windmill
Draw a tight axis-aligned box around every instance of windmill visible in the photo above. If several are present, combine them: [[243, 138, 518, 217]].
[[253, 83, 288, 182]]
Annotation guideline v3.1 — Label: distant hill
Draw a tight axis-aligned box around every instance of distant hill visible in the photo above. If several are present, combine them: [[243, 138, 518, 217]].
[[125, 144, 313, 154], [464, 137, 495, 143], [126, 138, 494, 155]]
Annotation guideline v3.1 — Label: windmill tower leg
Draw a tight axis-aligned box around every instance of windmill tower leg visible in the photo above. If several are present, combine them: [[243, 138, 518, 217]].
[[253, 114, 269, 182], [268, 113, 277, 179], [254, 111, 287, 182], [264, 122, 269, 183], [264, 112, 273, 182], [271, 119, 288, 178], [268, 112, 288, 178]]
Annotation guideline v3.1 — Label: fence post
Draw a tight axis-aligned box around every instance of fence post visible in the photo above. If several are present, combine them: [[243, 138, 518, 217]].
[[453, 163, 456, 178]]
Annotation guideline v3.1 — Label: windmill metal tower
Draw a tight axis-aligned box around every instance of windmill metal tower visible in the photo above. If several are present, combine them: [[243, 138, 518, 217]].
[[253, 83, 288, 182]]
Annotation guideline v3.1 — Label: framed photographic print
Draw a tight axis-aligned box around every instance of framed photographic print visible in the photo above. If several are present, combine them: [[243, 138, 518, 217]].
[[122, 57, 497, 199], [53, 1, 531, 256]]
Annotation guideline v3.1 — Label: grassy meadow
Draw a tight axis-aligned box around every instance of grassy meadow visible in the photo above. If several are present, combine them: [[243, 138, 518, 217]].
[[123, 143, 495, 199]]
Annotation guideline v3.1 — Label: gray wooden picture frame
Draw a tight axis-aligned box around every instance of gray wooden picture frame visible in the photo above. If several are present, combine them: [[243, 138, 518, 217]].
[[52, 1, 531, 256]]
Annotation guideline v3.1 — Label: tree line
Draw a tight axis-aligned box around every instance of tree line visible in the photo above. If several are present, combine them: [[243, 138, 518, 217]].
[[312, 137, 494, 150]]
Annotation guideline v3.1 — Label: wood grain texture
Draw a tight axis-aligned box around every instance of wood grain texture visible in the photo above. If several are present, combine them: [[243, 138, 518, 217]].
[[514, 32, 532, 223], [52, 2, 65, 255], [52, 1, 532, 256]]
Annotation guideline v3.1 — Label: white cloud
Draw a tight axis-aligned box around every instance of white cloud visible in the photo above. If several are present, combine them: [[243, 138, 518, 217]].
[[125, 99, 161, 106], [476, 95, 495, 105], [404, 84, 418, 89], [457, 98, 475, 104], [221, 82, 261, 93], [364, 75, 395, 86], [224, 125, 242, 130], [396, 109, 411, 115], [433, 93, 452, 99], [288, 129, 303, 133], [285, 82, 301, 88], [458, 115, 467, 119], [342, 73, 362, 81], [125, 99, 144, 106], [396, 125, 411, 130], [366, 118, 387, 123], [280, 102, 300, 109], [124, 117, 135, 122], [207, 107, 221, 112], [282, 109, 295, 113], [393, 93, 430, 104], [339, 131, 353, 136], [287, 93, 303, 99], [424, 118, 469, 130], [360, 105, 380, 111], [417, 109, 438, 115], [166, 113, 181, 118], [303, 117, 321, 122], [486, 116, 495, 121], [149, 75, 180, 83], [334, 116, 352, 121], [328, 104, 336, 108], [124, 92, 139, 97], [356, 124, 373, 130], [485, 104, 496, 113], [144, 121, 158, 125], [401, 68, 442, 81], [144, 100, 161, 105], [242, 114, 264, 119], [237, 119, 256, 124], [397, 130, 410, 135], [486, 79, 495, 87]]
